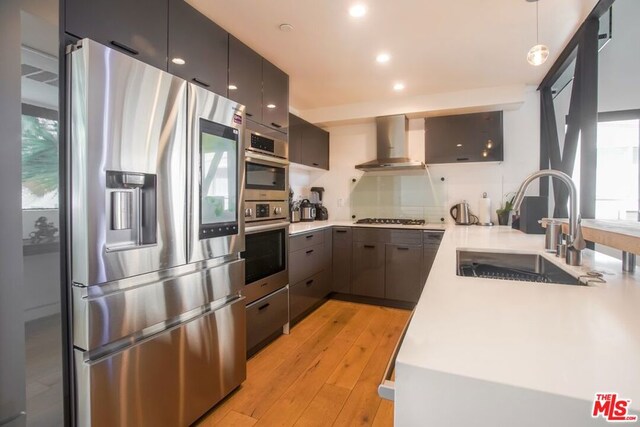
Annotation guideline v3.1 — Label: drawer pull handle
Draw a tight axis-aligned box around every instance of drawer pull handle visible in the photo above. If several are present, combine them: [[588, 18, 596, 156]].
[[306, 249, 314, 254], [258, 303, 270, 311], [271, 122, 282, 129], [260, 282, 268, 287], [305, 235, 314, 239], [312, 163, 319, 166], [306, 279, 314, 286], [364, 245, 375, 249], [192, 77, 210, 88], [246, 112, 253, 117], [336, 230, 347, 234], [110, 41, 139, 55], [397, 247, 409, 251]]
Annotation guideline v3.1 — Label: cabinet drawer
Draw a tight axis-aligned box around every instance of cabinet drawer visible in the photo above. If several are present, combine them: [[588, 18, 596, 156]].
[[246, 287, 288, 351], [290, 230, 325, 252], [389, 230, 423, 245], [290, 270, 329, 321], [353, 228, 387, 243], [289, 243, 325, 285]]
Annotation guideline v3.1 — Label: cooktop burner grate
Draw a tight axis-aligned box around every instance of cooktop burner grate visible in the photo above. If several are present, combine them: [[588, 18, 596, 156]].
[[355, 218, 426, 226]]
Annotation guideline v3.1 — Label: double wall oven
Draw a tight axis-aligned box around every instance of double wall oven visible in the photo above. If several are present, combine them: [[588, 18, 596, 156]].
[[242, 124, 290, 343]]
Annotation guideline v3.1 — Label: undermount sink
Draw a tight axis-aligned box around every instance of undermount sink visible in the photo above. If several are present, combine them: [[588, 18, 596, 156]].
[[456, 250, 582, 286]]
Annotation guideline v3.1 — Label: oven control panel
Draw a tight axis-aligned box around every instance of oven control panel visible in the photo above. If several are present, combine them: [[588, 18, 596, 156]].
[[245, 200, 289, 223]]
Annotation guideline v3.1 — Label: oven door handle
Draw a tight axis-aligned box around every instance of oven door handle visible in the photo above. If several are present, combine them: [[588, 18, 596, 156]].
[[245, 222, 291, 234], [245, 151, 290, 166]]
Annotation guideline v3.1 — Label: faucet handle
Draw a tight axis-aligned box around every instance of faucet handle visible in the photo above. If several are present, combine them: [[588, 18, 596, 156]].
[[571, 216, 587, 251]]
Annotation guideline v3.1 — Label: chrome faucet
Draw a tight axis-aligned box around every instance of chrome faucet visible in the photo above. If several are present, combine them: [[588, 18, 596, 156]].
[[512, 169, 586, 266]]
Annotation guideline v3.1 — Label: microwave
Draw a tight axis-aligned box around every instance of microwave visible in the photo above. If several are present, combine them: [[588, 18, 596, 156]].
[[245, 151, 289, 201]]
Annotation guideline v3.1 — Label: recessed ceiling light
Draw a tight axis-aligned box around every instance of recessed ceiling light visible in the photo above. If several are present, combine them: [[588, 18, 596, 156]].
[[228, 84, 238, 90], [349, 4, 367, 18], [171, 58, 186, 65], [376, 53, 390, 63], [486, 140, 493, 149], [279, 23, 294, 32], [393, 82, 405, 91], [456, 144, 463, 147], [482, 151, 488, 158], [266, 104, 276, 109]]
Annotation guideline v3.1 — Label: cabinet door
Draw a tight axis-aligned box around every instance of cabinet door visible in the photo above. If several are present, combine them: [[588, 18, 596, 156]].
[[288, 113, 303, 164], [301, 124, 330, 170], [332, 228, 352, 294], [228, 36, 263, 121], [351, 242, 385, 298], [385, 244, 423, 303], [66, 0, 168, 69], [262, 59, 289, 132], [168, 0, 228, 95]]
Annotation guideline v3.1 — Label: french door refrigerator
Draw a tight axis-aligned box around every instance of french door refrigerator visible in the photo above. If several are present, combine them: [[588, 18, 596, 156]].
[[68, 39, 246, 426]]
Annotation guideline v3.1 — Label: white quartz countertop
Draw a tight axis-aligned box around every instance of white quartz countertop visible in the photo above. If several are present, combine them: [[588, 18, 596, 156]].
[[288, 220, 447, 236], [396, 225, 640, 422]]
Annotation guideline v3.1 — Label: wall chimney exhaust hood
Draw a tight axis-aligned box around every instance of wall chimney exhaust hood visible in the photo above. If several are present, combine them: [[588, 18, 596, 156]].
[[355, 115, 425, 172]]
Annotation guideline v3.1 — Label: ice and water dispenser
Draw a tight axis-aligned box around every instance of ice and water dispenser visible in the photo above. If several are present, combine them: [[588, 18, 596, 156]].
[[106, 170, 157, 250]]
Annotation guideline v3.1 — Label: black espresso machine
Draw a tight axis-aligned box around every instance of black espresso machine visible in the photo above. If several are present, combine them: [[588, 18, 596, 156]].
[[310, 187, 329, 221]]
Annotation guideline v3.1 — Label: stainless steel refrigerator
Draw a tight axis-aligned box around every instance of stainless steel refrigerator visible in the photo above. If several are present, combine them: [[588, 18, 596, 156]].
[[68, 39, 246, 426]]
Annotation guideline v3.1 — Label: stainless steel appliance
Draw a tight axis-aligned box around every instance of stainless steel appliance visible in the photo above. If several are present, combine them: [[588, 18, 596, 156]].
[[449, 201, 477, 225], [311, 187, 329, 221], [242, 222, 289, 305], [68, 39, 246, 427], [245, 125, 288, 159], [244, 151, 289, 202], [244, 200, 288, 224], [300, 199, 316, 222]]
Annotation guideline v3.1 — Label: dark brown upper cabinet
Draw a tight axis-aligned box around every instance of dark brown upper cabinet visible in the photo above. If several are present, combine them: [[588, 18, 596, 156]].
[[65, 0, 168, 70], [168, 0, 228, 95], [262, 60, 289, 132], [228, 39, 289, 134], [228, 36, 263, 121], [425, 111, 503, 164], [288, 113, 329, 170]]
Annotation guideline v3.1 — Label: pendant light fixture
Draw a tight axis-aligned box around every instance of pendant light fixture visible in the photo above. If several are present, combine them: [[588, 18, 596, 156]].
[[526, 0, 549, 66]]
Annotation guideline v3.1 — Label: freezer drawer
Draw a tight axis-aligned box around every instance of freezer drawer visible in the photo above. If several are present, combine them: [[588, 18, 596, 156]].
[[246, 287, 289, 352], [73, 259, 244, 351], [75, 297, 246, 427]]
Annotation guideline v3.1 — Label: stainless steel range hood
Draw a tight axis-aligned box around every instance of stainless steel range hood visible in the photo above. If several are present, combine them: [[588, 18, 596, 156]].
[[355, 115, 426, 172]]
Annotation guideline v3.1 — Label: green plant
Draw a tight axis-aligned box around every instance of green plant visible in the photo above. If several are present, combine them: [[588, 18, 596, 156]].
[[496, 192, 516, 214], [22, 115, 59, 197]]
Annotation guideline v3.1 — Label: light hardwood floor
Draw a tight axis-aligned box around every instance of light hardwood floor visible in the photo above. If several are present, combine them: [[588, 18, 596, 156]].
[[196, 299, 411, 427]]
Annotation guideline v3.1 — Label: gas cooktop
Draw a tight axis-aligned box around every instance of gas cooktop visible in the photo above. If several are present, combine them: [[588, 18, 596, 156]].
[[355, 218, 426, 226]]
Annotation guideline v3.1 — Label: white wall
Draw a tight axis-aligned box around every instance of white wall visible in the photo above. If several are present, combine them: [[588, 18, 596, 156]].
[[291, 87, 540, 223]]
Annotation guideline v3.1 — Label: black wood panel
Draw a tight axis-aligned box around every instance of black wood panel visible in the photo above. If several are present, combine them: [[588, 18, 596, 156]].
[[228, 36, 263, 120], [262, 59, 289, 132], [425, 111, 503, 164], [65, 0, 168, 69], [168, 0, 228, 95]]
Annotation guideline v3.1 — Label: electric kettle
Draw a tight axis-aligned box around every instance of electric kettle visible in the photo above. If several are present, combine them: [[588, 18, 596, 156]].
[[450, 201, 477, 225]]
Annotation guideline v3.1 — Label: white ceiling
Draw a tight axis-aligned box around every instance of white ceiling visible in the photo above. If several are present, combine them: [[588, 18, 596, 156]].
[[189, 0, 598, 111]]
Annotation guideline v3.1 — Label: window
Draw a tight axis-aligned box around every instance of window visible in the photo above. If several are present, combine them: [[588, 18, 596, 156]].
[[595, 112, 640, 220], [21, 104, 59, 210]]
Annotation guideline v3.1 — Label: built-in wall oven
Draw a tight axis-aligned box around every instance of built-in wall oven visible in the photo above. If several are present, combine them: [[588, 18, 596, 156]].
[[245, 129, 289, 201], [242, 222, 289, 305]]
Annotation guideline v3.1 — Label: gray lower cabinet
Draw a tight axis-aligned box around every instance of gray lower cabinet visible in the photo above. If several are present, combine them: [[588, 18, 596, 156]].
[[246, 286, 289, 353], [385, 244, 423, 302], [351, 242, 385, 298], [332, 227, 352, 293], [290, 270, 330, 321], [288, 229, 332, 322]]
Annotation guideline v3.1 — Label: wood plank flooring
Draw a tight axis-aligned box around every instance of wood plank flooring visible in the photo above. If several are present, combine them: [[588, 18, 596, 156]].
[[196, 300, 411, 427]]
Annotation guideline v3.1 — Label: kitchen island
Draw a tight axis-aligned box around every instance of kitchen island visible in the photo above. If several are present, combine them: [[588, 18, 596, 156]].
[[395, 225, 640, 426]]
